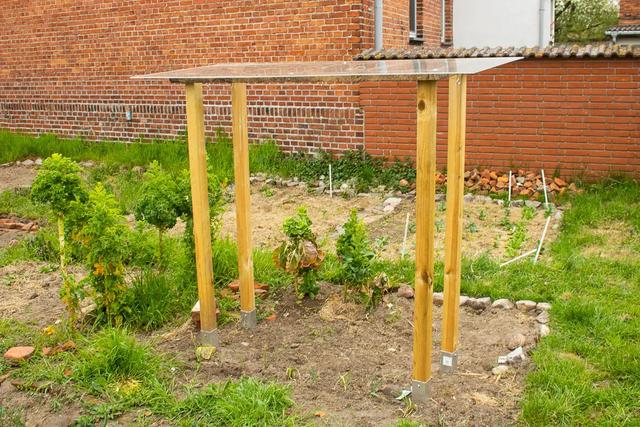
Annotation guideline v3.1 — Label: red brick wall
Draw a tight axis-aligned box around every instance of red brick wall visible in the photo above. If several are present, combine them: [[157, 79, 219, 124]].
[[620, 0, 640, 25], [361, 58, 640, 178], [0, 0, 376, 152], [0, 0, 445, 152]]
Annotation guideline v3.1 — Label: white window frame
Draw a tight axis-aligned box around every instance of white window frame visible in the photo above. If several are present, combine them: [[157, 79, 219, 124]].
[[410, 0, 418, 39]]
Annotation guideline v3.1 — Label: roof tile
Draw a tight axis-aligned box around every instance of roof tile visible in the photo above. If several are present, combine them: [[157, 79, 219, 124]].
[[356, 43, 640, 61]]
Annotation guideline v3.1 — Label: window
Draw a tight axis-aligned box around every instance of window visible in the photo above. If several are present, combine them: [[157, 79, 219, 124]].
[[410, 0, 417, 39]]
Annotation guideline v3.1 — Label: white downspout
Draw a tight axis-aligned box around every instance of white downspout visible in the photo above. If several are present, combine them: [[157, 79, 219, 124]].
[[538, 0, 546, 47], [374, 0, 383, 50]]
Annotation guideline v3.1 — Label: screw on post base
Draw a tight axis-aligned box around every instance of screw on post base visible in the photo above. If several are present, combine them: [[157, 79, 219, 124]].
[[240, 310, 257, 330], [440, 351, 458, 373], [199, 329, 220, 348], [411, 379, 431, 403]]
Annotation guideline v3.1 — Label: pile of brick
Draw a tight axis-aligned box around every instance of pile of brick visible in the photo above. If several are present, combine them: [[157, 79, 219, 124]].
[[434, 169, 577, 200], [0, 218, 39, 232]]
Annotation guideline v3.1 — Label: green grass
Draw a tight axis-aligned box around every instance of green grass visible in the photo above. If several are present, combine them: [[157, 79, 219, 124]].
[[170, 378, 297, 426]]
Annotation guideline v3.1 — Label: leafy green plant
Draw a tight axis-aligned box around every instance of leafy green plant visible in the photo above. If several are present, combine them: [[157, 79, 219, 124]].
[[522, 205, 536, 221], [30, 153, 87, 322], [134, 161, 183, 266], [336, 210, 385, 308], [273, 207, 324, 298], [76, 184, 131, 325]]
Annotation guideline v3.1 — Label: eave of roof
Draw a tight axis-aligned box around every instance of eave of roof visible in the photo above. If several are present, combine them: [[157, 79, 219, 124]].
[[356, 43, 640, 61]]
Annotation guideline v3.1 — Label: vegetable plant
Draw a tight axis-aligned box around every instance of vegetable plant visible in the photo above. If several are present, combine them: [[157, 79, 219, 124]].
[[76, 184, 131, 325], [30, 153, 87, 322], [134, 161, 182, 266], [273, 207, 324, 298], [336, 209, 386, 308]]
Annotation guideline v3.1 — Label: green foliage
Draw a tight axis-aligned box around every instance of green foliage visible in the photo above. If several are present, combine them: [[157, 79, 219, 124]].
[[30, 154, 87, 322], [170, 378, 296, 427], [555, 0, 618, 42], [30, 154, 86, 215], [76, 184, 131, 325], [336, 210, 382, 308], [126, 270, 185, 331], [273, 207, 324, 298], [134, 161, 182, 233]]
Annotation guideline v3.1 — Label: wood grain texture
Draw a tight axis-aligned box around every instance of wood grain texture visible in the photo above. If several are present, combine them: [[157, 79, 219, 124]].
[[441, 75, 467, 353], [412, 80, 437, 382], [185, 82, 217, 332], [232, 82, 256, 316]]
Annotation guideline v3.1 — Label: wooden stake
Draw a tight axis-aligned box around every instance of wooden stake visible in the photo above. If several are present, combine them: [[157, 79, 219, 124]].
[[441, 75, 467, 362], [231, 82, 256, 329], [412, 80, 437, 398], [185, 83, 218, 344]]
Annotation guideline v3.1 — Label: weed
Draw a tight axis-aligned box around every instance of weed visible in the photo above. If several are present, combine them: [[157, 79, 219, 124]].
[[478, 208, 487, 221]]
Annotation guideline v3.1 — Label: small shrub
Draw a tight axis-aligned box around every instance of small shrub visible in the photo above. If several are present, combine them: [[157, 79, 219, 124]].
[[30, 153, 87, 322], [336, 210, 387, 308], [134, 161, 183, 266], [273, 207, 324, 298], [76, 184, 131, 325]]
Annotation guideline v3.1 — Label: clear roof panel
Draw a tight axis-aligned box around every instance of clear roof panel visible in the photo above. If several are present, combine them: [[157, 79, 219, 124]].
[[132, 58, 522, 83]]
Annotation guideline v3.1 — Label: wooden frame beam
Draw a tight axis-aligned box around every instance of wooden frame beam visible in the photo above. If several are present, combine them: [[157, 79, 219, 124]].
[[440, 75, 467, 372], [411, 80, 438, 402], [231, 82, 256, 329], [185, 82, 219, 346]]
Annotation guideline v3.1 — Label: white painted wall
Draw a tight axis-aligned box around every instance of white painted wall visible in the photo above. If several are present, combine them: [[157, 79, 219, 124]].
[[453, 0, 554, 48]]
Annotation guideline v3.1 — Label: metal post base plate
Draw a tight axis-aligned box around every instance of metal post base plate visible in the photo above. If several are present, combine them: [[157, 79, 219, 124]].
[[240, 310, 257, 329], [199, 329, 220, 347], [411, 379, 431, 403], [440, 351, 458, 373]]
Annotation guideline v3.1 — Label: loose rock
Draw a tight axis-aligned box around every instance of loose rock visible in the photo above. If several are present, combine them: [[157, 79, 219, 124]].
[[538, 324, 550, 338], [516, 300, 537, 312], [536, 311, 550, 324], [3, 346, 35, 362], [525, 200, 542, 209], [195, 346, 217, 361], [507, 333, 526, 350], [467, 297, 491, 310], [537, 302, 552, 311], [21, 159, 35, 166], [492, 298, 514, 309], [492, 365, 510, 375], [396, 285, 414, 299], [433, 292, 444, 306], [383, 197, 402, 208]]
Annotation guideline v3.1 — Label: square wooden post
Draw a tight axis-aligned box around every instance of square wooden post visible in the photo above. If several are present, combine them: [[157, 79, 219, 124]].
[[411, 80, 438, 403], [185, 82, 219, 346], [231, 82, 256, 329], [440, 74, 467, 372]]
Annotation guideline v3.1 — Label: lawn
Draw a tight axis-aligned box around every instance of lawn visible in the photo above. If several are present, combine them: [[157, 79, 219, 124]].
[[0, 131, 639, 426]]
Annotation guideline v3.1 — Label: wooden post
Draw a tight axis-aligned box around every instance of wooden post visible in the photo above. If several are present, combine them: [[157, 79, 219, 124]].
[[440, 75, 467, 372], [231, 82, 256, 329], [185, 82, 219, 346], [412, 80, 437, 402]]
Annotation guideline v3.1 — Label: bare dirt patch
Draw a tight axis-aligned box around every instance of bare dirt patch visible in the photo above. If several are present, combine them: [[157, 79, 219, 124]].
[[0, 164, 38, 192], [218, 184, 559, 263], [159, 284, 539, 426], [0, 261, 74, 328]]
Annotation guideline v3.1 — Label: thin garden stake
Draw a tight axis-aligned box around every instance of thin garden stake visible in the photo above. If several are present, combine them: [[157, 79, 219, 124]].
[[500, 248, 536, 267], [507, 170, 512, 205], [401, 212, 410, 258], [541, 169, 549, 209], [329, 164, 333, 198], [534, 216, 551, 263]]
